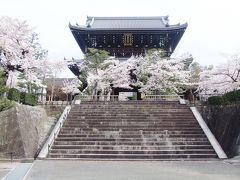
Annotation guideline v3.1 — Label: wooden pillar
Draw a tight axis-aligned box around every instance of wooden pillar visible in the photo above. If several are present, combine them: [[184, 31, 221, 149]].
[[137, 92, 141, 100]]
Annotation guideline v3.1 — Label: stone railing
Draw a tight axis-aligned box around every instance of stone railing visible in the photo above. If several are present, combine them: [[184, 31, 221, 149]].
[[37, 105, 71, 159], [198, 94, 223, 102], [144, 95, 183, 101], [73, 94, 184, 102], [77, 95, 119, 102], [40, 101, 71, 105]]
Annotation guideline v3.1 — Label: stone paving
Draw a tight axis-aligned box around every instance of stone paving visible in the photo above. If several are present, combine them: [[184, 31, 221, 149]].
[[1, 159, 240, 180], [0, 162, 18, 179], [22, 160, 240, 180]]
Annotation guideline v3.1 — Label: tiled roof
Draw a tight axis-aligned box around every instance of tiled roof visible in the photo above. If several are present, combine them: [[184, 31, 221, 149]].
[[85, 16, 170, 29]]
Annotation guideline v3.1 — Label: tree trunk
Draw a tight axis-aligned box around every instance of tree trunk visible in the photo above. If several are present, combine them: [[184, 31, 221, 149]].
[[50, 85, 54, 102]]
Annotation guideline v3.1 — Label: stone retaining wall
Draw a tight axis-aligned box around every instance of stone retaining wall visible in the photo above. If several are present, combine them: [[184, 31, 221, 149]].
[[198, 104, 240, 157], [0, 104, 56, 159]]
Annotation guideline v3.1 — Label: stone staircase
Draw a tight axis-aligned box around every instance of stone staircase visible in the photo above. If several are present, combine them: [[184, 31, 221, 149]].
[[48, 101, 218, 160]]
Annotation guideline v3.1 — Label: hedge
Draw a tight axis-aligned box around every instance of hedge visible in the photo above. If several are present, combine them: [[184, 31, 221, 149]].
[[223, 89, 240, 103], [208, 96, 224, 105], [20, 92, 38, 106], [7, 88, 20, 102], [208, 90, 240, 105], [0, 98, 14, 112]]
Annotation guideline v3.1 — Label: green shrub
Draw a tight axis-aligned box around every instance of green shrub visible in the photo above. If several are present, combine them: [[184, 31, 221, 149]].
[[207, 90, 240, 105], [20, 92, 38, 106], [20, 92, 26, 103], [0, 99, 14, 112], [208, 96, 224, 105], [7, 88, 20, 102], [223, 89, 240, 103]]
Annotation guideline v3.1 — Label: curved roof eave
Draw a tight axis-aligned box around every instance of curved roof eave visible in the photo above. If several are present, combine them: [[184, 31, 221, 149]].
[[69, 23, 188, 32]]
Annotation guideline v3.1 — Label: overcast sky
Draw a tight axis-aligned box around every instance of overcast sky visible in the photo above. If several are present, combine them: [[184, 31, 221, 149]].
[[1, 0, 240, 67]]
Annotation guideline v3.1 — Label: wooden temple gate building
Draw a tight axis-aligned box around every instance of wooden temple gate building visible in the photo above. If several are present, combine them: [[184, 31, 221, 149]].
[[68, 16, 187, 98]]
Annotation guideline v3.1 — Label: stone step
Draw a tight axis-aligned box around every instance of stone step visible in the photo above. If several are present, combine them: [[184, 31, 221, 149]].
[[76, 102, 182, 104], [76, 107, 187, 109], [75, 102, 184, 105], [51, 144, 213, 150], [64, 122, 199, 126], [57, 134, 206, 138], [79, 100, 179, 102], [62, 125, 201, 129], [72, 110, 189, 113], [67, 119, 197, 122], [68, 115, 195, 119], [70, 108, 189, 112], [76, 103, 183, 106], [61, 124, 203, 129], [66, 119, 198, 123], [48, 153, 218, 159], [69, 116, 195, 121], [72, 104, 189, 110], [74, 108, 187, 110], [69, 115, 193, 118], [68, 115, 195, 118], [54, 140, 211, 146], [73, 104, 187, 107], [65, 125, 200, 129], [72, 106, 189, 108], [49, 149, 216, 155], [67, 118, 197, 121], [69, 114, 194, 117], [66, 120, 198, 124], [55, 136, 209, 142], [61, 127, 203, 131], [48, 101, 218, 160], [59, 130, 204, 135], [72, 111, 189, 114]]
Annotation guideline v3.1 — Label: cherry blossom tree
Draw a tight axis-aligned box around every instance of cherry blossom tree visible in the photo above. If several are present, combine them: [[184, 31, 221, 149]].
[[77, 49, 192, 96], [0, 16, 69, 103], [198, 53, 240, 97], [61, 78, 81, 101], [102, 53, 191, 95], [43, 59, 67, 101], [79, 48, 110, 95], [0, 16, 48, 92]]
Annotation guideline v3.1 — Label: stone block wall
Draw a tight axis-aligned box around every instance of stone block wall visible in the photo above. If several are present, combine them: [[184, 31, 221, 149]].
[[0, 104, 55, 159], [198, 104, 240, 158]]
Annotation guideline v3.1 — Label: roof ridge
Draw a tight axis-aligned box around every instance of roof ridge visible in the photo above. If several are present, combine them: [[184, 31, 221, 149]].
[[87, 16, 167, 20]]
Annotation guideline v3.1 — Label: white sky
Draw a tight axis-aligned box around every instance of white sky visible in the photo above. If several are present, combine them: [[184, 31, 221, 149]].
[[1, 0, 240, 67]]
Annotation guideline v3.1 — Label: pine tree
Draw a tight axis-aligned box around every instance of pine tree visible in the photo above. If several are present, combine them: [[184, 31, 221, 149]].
[[0, 69, 7, 98], [0, 68, 13, 111]]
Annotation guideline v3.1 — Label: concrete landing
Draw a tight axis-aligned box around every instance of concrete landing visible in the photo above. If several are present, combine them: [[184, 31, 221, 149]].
[[2, 163, 32, 180], [25, 160, 240, 180], [0, 162, 18, 180]]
